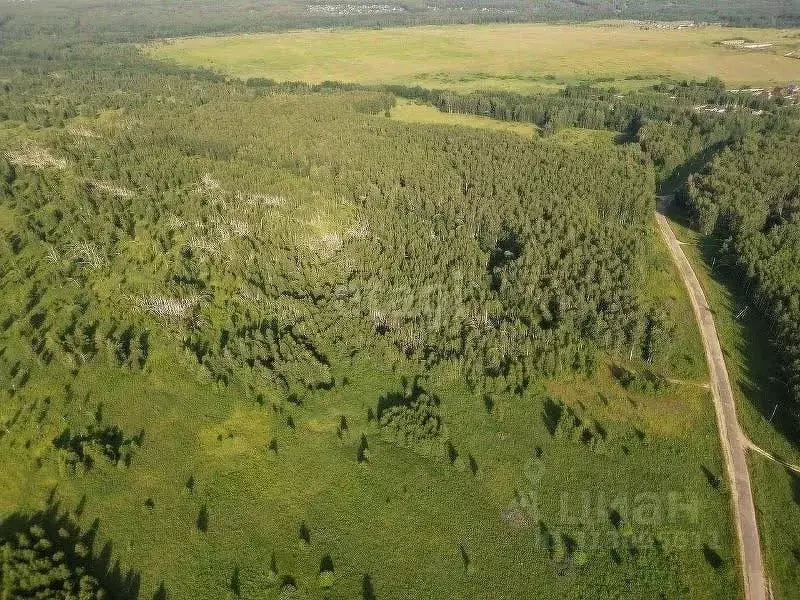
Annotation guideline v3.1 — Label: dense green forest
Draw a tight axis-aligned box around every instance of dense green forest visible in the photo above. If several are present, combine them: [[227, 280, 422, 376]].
[[0, 37, 671, 418], [382, 80, 798, 183], [0, 507, 109, 599], [683, 130, 800, 430]]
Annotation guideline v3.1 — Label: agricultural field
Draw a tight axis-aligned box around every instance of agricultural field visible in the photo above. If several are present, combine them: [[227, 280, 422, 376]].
[[146, 22, 800, 92]]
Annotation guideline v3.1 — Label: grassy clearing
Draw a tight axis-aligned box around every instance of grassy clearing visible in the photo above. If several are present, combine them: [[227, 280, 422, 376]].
[[0, 331, 740, 600], [640, 221, 708, 382], [748, 458, 800, 600], [664, 208, 800, 599], [146, 22, 800, 91], [545, 127, 620, 149], [387, 99, 620, 149], [388, 98, 538, 136]]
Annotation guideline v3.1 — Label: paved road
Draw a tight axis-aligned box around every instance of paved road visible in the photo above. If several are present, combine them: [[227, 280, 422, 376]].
[[655, 198, 767, 600]]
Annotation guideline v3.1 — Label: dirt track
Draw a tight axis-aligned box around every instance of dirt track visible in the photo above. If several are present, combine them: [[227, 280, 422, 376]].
[[655, 199, 766, 600]]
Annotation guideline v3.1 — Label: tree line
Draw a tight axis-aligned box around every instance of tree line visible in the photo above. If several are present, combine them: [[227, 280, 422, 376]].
[[683, 129, 800, 432], [381, 80, 799, 183], [0, 0, 796, 45]]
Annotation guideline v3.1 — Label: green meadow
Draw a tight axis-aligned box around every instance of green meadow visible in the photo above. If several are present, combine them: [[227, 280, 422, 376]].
[[387, 99, 621, 148], [146, 22, 800, 92]]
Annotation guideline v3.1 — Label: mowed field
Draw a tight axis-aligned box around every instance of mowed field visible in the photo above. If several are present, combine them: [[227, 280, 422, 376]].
[[146, 22, 800, 91]]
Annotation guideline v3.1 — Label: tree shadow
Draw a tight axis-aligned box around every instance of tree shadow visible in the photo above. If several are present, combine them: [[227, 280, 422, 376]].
[[562, 533, 577, 555], [298, 521, 311, 545], [229, 566, 240, 597], [320, 554, 334, 573], [362, 573, 376, 600], [281, 575, 297, 591], [377, 377, 431, 417], [358, 434, 369, 463], [658, 140, 729, 196], [377, 390, 407, 418], [196, 504, 209, 532], [790, 469, 800, 506], [608, 509, 622, 529], [702, 544, 723, 569], [269, 552, 278, 576], [542, 397, 563, 436], [701, 464, 721, 490], [446, 440, 458, 464], [458, 543, 471, 572], [75, 494, 87, 517], [152, 582, 168, 600]]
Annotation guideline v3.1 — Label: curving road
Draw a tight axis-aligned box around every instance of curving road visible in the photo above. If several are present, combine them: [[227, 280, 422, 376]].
[[655, 197, 767, 600]]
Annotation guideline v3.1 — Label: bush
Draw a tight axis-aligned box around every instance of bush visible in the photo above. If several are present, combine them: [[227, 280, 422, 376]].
[[377, 380, 441, 447], [612, 365, 668, 395]]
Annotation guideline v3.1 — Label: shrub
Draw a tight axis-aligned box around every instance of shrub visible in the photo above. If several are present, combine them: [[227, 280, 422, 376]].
[[377, 380, 441, 447]]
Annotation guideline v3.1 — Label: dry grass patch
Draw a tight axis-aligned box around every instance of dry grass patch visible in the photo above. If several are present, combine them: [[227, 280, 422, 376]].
[[4, 145, 67, 170], [546, 363, 707, 438]]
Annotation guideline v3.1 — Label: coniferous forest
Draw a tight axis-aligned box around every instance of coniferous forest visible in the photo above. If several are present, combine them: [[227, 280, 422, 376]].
[[0, 4, 799, 600]]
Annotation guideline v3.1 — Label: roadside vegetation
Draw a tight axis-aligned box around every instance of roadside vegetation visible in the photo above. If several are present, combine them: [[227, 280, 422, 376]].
[[665, 204, 800, 600], [682, 133, 800, 434]]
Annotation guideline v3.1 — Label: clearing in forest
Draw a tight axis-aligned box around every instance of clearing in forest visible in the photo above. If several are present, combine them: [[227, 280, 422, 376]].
[[388, 98, 538, 135], [386, 99, 619, 148]]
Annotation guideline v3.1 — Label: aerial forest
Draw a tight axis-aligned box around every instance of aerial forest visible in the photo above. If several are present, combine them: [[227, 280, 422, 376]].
[[0, 10, 798, 598]]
